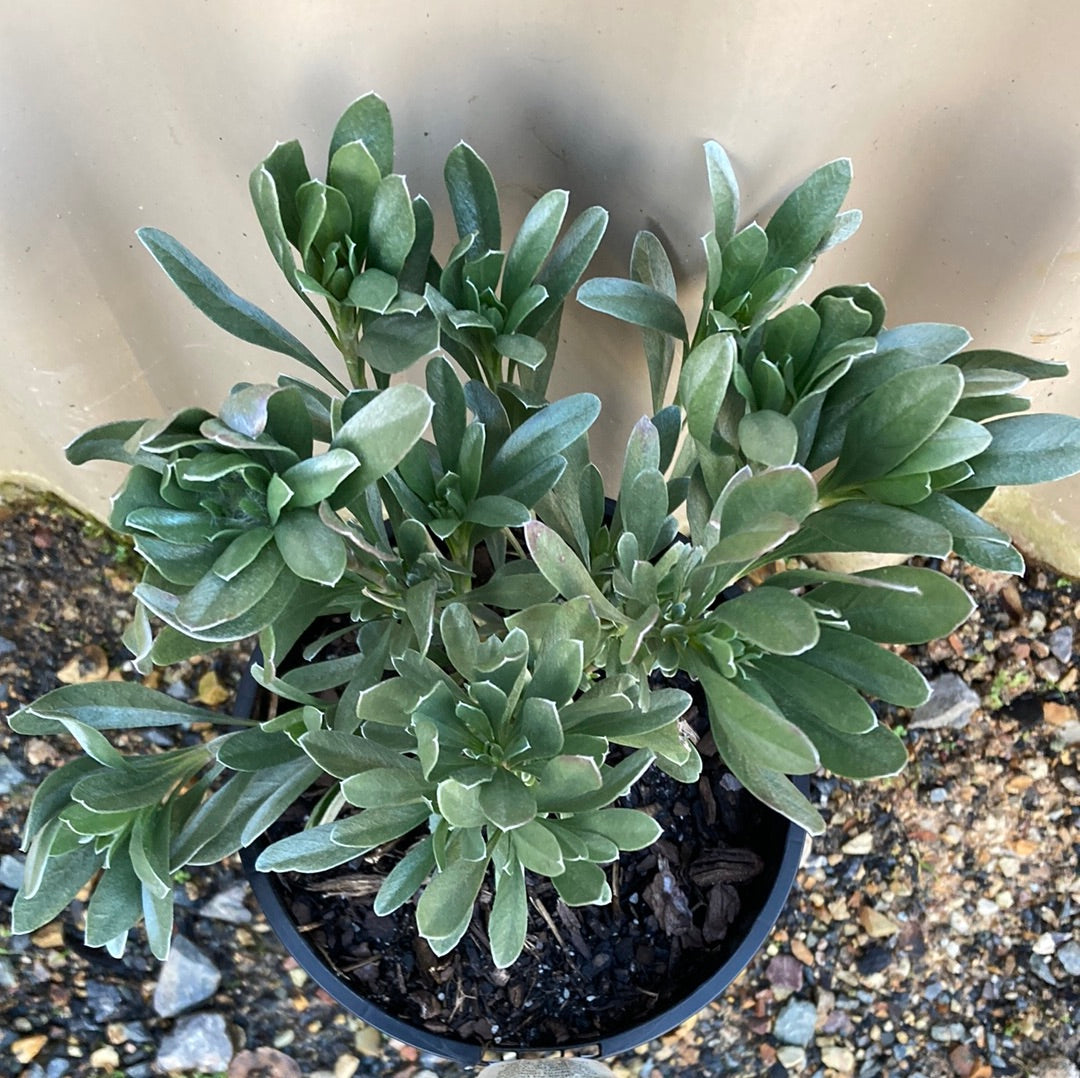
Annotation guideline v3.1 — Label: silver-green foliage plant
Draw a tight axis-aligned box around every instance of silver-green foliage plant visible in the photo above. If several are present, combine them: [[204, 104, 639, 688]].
[[10, 95, 1080, 969]]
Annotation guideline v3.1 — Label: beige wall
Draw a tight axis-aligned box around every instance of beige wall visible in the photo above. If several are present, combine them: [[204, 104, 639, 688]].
[[3, 2, 1079, 566]]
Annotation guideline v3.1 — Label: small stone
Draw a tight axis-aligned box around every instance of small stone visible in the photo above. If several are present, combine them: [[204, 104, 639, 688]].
[[85, 981, 126, 1023], [1056, 940, 1080, 975], [766, 954, 804, 994], [334, 1053, 360, 1078], [857, 944, 892, 975], [288, 967, 308, 989], [976, 898, 999, 918], [31, 922, 65, 949], [228, 1047, 302, 1078], [89, 1047, 119, 1070], [776, 1045, 807, 1071], [55, 644, 109, 684], [152, 936, 221, 1017], [165, 678, 193, 700], [948, 1043, 976, 1077], [1027, 609, 1047, 635], [1033, 932, 1057, 956], [0, 634, 16, 655], [791, 938, 815, 966], [841, 832, 874, 855], [821, 1045, 856, 1073], [1029, 1059, 1080, 1078], [199, 883, 253, 925], [928, 787, 948, 803], [774, 998, 817, 1046], [195, 670, 230, 707], [910, 674, 980, 730], [1048, 626, 1074, 663], [273, 1030, 296, 1049], [11, 1035, 48, 1064], [930, 1023, 967, 1043], [155, 1012, 233, 1073], [1035, 658, 1062, 683], [0, 956, 17, 990], [0, 853, 26, 890], [859, 906, 900, 938], [0, 753, 29, 795], [354, 1024, 382, 1057], [1030, 953, 1059, 986]]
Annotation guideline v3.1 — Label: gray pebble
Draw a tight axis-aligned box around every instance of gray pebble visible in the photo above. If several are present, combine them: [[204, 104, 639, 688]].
[[923, 981, 945, 1002], [1030, 953, 1059, 986], [1027, 609, 1047, 635], [0, 955, 17, 991], [928, 788, 947, 804], [165, 679, 193, 700], [198, 883, 252, 925], [910, 674, 980, 730], [1048, 625, 1074, 664], [0, 634, 15, 656], [152, 935, 221, 1017], [1029, 1059, 1080, 1078], [85, 980, 126, 1023], [1035, 657, 1062, 683], [0, 853, 25, 890], [773, 998, 817, 1046], [1056, 939, 1080, 976], [775, 1045, 806, 1071], [155, 1012, 233, 1073], [0, 753, 28, 796], [44, 1062, 70, 1078], [930, 1022, 966, 1043]]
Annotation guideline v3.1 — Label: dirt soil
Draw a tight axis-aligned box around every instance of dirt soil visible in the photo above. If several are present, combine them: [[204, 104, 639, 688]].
[[0, 490, 1078, 1078]]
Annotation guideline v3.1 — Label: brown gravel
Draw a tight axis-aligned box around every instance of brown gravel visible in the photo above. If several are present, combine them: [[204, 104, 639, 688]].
[[1, 491, 1077, 1078]]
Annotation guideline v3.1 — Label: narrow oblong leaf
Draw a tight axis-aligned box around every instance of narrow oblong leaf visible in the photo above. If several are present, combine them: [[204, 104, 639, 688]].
[[577, 278, 687, 341], [957, 413, 1080, 487], [329, 93, 394, 176], [503, 189, 569, 305], [136, 228, 345, 392], [762, 158, 852, 275], [444, 142, 501, 255], [704, 141, 740, 244], [331, 383, 434, 491], [524, 522, 625, 623], [807, 566, 975, 644], [416, 857, 489, 955], [794, 625, 930, 708], [712, 588, 820, 655]]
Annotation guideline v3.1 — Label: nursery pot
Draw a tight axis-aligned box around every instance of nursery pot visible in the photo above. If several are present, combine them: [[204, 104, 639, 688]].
[[237, 662, 808, 1065]]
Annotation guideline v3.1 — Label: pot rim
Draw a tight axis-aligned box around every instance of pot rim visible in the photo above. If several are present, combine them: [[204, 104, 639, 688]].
[[237, 661, 808, 1065]]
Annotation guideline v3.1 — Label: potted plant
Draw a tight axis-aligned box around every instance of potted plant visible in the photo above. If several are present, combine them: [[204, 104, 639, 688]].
[[9, 94, 1080, 1061]]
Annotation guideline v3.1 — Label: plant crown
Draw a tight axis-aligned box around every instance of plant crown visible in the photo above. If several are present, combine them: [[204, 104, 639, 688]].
[[10, 95, 1080, 967]]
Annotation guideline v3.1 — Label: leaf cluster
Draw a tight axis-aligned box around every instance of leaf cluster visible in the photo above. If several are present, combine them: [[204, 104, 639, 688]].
[[10, 95, 1080, 967]]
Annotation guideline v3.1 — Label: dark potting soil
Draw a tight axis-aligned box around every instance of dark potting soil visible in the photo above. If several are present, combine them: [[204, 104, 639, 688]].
[[260, 696, 786, 1052]]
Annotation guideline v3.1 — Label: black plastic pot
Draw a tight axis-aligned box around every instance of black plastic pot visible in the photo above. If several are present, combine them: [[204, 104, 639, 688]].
[[237, 647, 808, 1065]]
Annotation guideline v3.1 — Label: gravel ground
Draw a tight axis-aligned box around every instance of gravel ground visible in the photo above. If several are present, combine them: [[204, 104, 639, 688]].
[[0, 491, 1077, 1078]]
